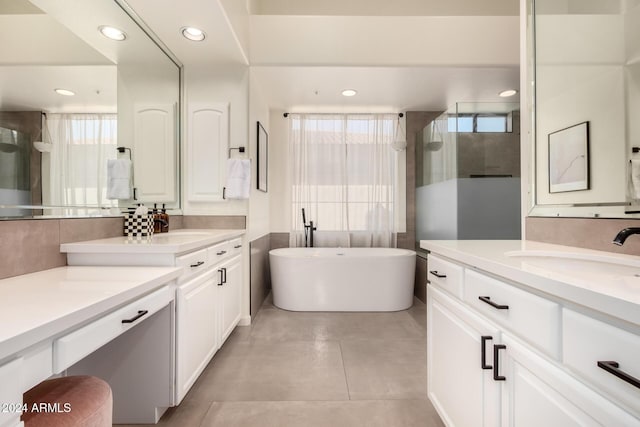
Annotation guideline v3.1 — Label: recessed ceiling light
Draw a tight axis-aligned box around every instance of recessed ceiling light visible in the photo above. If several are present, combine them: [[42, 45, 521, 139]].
[[342, 89, 357, 97], [98, 26, 126, 41], [54, 88, 75, 96], [499, 89, 518, 97], [181, 27, 206, 41]]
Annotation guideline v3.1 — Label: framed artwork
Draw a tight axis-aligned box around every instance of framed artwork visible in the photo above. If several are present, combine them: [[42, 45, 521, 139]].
[[548, 121, 589, 193], [257, 121, 268, 192]]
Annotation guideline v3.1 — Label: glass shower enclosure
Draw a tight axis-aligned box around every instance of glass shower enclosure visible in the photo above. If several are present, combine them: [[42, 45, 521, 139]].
[[416, 102, 521, 247]]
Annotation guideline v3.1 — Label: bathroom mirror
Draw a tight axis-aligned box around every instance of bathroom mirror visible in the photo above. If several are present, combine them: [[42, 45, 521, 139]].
[[529, 0, 640, 218], [0, 0, 181, 218]]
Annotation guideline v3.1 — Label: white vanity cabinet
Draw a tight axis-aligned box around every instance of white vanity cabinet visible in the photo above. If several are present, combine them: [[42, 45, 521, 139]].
[[423, 243, 640, 427], [61, 231, 246, 405]]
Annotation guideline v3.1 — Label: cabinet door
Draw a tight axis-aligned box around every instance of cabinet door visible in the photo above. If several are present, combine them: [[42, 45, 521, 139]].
[[501, 335, 638, 427], [185, 103, 228, 206], [176, 273, 219, 403], [428, 285, 500, 427], [133, 104, 176, 203], [219, 255, 242, 344]]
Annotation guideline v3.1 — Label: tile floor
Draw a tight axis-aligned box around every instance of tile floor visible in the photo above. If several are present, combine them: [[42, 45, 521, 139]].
[[117, 295, 444, 427]]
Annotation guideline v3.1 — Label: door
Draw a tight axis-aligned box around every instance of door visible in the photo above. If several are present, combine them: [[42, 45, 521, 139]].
[[176, 271, 219, 403], [219, 255, 242, 344], [428, 285, 500, 427]]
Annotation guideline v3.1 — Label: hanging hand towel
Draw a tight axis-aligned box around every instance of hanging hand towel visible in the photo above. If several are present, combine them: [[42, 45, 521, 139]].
[[631, 159, 640, 199], [225, 158, 251, 199], [107, 159, 132, 199]]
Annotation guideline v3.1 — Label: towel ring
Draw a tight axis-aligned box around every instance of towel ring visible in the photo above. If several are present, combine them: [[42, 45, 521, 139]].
[[117, 146, 132, 160], [229, 146, 245, 157]]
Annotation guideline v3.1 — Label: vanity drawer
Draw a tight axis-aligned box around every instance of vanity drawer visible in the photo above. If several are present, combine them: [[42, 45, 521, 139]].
[[227, 238, 243, 257], [176, 248, 209, 283], [208, 241, 231, 265], [563, 309, 640, 415], [427, 254, 463, 299], [53, 285, 173, 373], [22, 343, 52, 392], [464, 270, 560, 358]]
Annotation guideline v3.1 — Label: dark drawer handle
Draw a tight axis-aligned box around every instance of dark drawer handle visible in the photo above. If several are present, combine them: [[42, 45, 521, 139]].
[[190, 261, 204, 268], [429, 270, 446, 278], [234, 245, 242, 249], [479, 296, 509, 310], [216, 250, 227, 256], [218, 269, 224, 286], [122, 310, 148, 324], [481, 336, 493, 370], [493, 344, 506, 381], [598, 361, 640, 389]]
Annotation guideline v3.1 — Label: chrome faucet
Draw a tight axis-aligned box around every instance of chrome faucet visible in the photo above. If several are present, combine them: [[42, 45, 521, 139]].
[[612, 227, 640, 246]]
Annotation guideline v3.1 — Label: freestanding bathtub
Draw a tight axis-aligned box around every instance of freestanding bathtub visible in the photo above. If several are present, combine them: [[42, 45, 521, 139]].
[[269, 247, 416, 312]]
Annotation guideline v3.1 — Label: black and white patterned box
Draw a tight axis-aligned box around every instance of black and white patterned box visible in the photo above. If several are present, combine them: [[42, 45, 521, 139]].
[[123, 213, 154, 237]]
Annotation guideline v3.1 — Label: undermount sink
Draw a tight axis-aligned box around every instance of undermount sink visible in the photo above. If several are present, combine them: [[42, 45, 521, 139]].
[[505, 250, 640, 278]]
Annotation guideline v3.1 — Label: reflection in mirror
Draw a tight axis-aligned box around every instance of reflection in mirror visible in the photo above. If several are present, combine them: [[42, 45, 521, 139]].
[[0, 0, 181, 219], [531, 0, 640, 217]]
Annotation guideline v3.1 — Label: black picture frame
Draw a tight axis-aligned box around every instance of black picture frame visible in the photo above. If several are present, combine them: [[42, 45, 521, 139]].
[[548, 121, 590, 193], [257, 121, 268, 192]]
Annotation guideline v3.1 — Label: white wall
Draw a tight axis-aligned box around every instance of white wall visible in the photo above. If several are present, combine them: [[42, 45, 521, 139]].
[[250, 16, 519, 66], [247, 70, 270, 240], [268, 109, 290, 232], [182, 64, 250, 215]]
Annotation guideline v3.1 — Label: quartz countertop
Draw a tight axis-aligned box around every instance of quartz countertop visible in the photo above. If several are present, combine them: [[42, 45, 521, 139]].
[[0, 266, 182, 361], [420, 240, 640, 326], [60, 229, 245, 255]]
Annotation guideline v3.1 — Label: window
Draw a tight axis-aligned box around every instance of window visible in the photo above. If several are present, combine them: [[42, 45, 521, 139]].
[[289, 114, 397, 246], [447, 114, 511, 133]]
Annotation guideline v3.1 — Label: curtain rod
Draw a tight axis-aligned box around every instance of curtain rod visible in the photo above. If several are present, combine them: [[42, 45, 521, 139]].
[[283, 112, 403, 118]]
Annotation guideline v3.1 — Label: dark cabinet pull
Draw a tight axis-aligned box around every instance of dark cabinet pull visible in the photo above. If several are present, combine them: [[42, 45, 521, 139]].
[[479, 296, 509, 310], [218, 269, 224, 286], [190, 261, 204, 268], [234, 245, 242, 249], [122, 310, 148, 324], [493, 344, 506, 381], [598, 361, 640, 389], [429, 270, 447, 278], [216, 250, 227, 256], [222, 267, 227, 284], [481, 336, 493, 370]]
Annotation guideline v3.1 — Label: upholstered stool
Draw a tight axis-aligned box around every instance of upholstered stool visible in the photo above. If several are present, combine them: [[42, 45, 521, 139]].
[[22, 376, 112, 427]]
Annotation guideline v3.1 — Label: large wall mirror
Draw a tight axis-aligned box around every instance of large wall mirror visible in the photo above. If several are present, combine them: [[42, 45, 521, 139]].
[[0, 0, 181, 219], [530, 0, 640, 217]]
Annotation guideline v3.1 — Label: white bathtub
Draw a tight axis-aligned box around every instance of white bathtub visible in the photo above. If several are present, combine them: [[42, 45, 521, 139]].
[[269, 247, 416, 312]]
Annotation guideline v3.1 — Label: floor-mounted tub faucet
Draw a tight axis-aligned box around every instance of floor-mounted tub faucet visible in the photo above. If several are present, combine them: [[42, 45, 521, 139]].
[[612, 227, 640, 245], [301, 208, 317, 247]]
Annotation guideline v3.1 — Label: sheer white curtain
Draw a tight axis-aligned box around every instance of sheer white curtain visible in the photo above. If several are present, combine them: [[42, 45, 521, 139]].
[[44, 114, 118, 210], [289, 113, 397, 248]]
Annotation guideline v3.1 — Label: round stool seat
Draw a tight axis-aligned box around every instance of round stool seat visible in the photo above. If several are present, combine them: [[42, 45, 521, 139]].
[[22, 376, 112, 427]]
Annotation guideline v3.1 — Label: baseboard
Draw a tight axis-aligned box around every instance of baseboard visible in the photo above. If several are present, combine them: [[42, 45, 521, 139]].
[[238, 315, 252, 326]]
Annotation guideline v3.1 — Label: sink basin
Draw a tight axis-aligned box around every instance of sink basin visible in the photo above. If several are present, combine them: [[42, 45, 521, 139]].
[[505, 250, 640, 278]]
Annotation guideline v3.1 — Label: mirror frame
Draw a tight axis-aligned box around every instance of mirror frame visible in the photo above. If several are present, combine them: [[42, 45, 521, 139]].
[[0, 0, 184, 219], [525, 0, 639, 219]]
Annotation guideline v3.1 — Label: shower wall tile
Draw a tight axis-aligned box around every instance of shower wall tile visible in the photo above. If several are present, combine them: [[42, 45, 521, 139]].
[[0, 219, 65, 280], [415, 255, 427, 303], [526, 216, 640, 255], [182, 215, 246, 230], [270, 233, 290, 250]]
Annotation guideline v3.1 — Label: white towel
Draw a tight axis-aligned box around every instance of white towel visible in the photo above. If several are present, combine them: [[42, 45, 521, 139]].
[[225, 159, 251, 199], [107, 159, 132, 200], [632, 159, 640, 199]]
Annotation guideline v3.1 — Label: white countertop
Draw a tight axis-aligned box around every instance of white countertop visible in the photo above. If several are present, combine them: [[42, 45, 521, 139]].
[[0, 266, 182, 362], [60, 229, 245, 255], [421, 240, 640, 327]]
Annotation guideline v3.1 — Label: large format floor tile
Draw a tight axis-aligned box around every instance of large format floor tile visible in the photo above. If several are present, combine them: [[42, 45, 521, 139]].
[[185, 340, 349, 403], [200, 400, 444, 427], [340, 339, 428, 400]]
